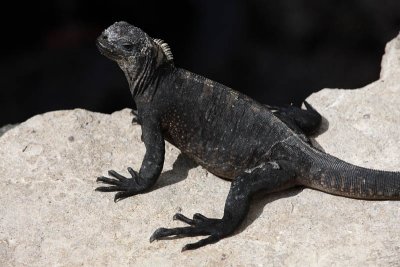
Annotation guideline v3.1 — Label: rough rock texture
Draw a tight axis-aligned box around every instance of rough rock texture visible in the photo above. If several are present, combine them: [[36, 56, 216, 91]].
[[1, 35, 400, 266]]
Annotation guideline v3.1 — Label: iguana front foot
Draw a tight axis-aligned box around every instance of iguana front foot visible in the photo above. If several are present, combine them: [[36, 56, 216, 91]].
[[150, 213, 235, 251], [96, 168, 146, 202], [130, 109, 141, 124]]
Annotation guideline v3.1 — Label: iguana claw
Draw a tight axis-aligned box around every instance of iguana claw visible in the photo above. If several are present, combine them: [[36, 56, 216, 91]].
[[96, 168, 144, 202], [150, 212, 232, 251]]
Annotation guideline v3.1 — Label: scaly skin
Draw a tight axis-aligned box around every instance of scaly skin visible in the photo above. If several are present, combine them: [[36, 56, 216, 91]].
[[95, 21, 400, 251]]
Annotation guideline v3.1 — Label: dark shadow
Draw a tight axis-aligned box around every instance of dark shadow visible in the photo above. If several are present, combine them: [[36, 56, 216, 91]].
[[235, 186, 305, 235], [153, 153, 199, 190]]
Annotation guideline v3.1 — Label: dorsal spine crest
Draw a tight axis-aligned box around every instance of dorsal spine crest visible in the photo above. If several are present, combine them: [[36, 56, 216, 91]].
[[153, 38, 174, 62]]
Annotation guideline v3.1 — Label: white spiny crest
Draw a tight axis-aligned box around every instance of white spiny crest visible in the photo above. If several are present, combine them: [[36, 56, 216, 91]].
[[153, 38, 174, 62]]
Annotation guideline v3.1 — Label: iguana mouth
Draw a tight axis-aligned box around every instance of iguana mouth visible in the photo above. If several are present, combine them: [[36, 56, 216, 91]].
[[96, 37, 121, 60]]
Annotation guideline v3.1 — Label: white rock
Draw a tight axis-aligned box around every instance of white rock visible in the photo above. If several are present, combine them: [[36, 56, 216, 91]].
[[1, 35, 400, 266]]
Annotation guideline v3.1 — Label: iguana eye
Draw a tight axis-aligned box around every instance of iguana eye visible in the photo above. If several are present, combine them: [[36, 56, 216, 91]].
[[122, 42, 134, 51]]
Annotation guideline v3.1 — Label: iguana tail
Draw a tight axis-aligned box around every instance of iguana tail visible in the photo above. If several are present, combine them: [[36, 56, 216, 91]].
[[292, 143, 400, 200]]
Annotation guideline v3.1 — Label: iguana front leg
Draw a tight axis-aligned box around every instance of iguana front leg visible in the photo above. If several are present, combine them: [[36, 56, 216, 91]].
[[96, 120, 165, 202], [150, 161, 296, 251]]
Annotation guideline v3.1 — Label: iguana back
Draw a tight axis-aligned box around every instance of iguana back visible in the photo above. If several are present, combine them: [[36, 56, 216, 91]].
[[156, 68, 296, 178]]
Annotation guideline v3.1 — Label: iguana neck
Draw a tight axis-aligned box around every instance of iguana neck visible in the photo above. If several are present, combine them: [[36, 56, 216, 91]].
[[119, 59, 152, 98], [130, 62, 174, 103], [122, 50, 173, 100]]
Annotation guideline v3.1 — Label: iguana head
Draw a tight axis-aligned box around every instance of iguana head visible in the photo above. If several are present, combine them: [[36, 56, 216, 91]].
[[97, 21, 173, 95]]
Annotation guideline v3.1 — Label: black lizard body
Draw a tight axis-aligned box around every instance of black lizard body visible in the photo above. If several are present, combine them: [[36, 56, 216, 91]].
[[95, 22, 400, 251]]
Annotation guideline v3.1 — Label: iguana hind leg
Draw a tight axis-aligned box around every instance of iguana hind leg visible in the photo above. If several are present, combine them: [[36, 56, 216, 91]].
[[267, 101, 322, 136], [150, 161, 296, 251]]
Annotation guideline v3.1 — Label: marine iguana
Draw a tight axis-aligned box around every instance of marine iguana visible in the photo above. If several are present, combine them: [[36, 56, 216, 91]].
[[95, 21, 400, 251]]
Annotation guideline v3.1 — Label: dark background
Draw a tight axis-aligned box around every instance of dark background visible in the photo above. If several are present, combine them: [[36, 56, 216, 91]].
[[1, 0, 400, 125]]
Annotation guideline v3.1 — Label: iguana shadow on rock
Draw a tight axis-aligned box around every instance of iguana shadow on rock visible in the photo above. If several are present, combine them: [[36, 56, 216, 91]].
[[153, 153, 198, 190]]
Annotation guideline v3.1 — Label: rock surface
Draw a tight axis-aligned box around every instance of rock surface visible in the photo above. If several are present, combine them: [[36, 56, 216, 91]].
[[0, 124, 17, 137], [1, 35, 400, 266]]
